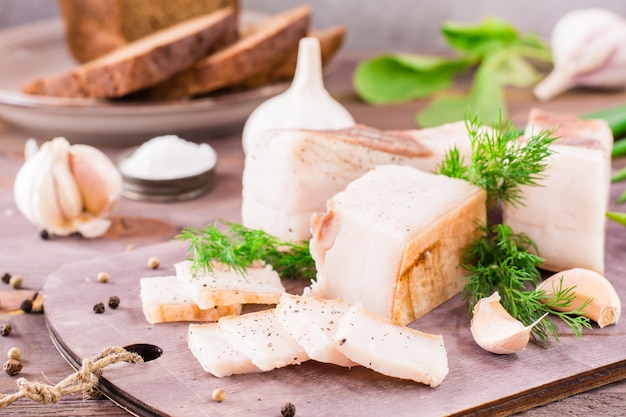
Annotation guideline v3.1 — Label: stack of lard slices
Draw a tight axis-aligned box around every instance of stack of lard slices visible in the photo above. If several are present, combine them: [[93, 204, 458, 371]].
[[139, 260, 285, 324], [503, 108, 613, 274], [188, 292, 449, 387]]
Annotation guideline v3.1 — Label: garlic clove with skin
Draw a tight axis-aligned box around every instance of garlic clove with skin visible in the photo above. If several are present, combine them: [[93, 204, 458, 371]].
[[537, 268, 621, 328], [470, 291, 546, 355], [13, 137, 122, 238], [241, 36, 355, 154], [69, 144, 122, 216], [534, 8, 626, 101]]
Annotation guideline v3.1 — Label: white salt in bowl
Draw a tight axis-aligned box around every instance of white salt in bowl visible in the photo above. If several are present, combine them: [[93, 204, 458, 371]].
[[117, 135, 218, 202]]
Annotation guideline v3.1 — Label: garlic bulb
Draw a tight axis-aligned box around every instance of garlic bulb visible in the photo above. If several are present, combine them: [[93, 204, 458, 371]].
[[241, 36, 355, 154], [534, 8, 626, 101], [13, 137, 122, 238], [470, 292, 546, 355], [537, 268, 621, 328]]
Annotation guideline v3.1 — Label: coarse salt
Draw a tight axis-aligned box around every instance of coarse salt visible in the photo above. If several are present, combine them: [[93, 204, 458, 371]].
[[119, 135, 217, 180]]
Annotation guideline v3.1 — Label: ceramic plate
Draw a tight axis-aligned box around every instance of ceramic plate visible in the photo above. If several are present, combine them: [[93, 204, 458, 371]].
[[0, 15, 287, 143]]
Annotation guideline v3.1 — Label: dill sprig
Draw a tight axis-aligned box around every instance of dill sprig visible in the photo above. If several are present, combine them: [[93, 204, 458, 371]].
[[436, 114, 556, 208], [463, 224, 592, 345], [438, 115, 591, 345], [175, 222, 316, 281]]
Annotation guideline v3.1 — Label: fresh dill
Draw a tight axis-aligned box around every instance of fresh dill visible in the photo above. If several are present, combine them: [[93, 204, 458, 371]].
[[437, 115, 592, 345], [175, 221, 316, 281], [463, 224, 592, 344], [436, 114, 556, 208]]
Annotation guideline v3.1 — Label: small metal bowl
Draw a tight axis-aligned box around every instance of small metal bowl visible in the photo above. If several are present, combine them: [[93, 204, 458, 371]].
[[117, 147, 217, 202]]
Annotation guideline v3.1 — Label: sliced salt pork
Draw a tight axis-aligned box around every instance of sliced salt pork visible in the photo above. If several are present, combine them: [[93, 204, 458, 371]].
[[275, 292, 357, 367], [217, 309, 309, 371], [308, 164, 486, 325], [187, 323, 261, 377], [175, 261, 285, 309], [242, 122, 474, 242], [331, 303, 448, 387], [503, 109, 612, 274], [140, 275, 242, 324]]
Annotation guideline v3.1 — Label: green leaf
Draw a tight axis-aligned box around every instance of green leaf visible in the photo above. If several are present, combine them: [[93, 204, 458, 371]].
[[492, 54, 543, 87], [612, 166, 626, 183], [607, 211, 626, 226], [442, 17, 519, 56], [468, 64, 506, 123], [416, 64, 505, 128], [353, 54, 469, 104], [415, 95, 472, 127]]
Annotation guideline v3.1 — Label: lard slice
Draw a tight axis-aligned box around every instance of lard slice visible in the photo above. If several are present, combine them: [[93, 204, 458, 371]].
[[309, 164, 486, 325], [175, 261, 285, 309], [525, 108, 613, 152], [275, 292, 356, 367], [332, 303, 448, 387], [504, 109, 612, 273], [140, 275, 242, 324], [217, 309, 309, 371], [242, 122, 473, 242], [187, 323, 261, 377]]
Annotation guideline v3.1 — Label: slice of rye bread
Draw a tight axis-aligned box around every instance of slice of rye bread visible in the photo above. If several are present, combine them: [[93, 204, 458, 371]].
[[143, 6, 311, 99], [232, 25, 346, 90], [58, 0, 239, 63], [21, 8, 238, 99]]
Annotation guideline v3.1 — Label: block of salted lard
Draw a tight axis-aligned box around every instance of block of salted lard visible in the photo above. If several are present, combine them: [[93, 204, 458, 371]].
[[242, 122, 474, 242], [175, 261, 285, 309], [308, 164, 487, 325], [140, 276, 242, 324], [524, 108, 613, 153], [187, 323, 261, 377], [332, 303, 448, 387], [503, 109, 612, 274], [503, 148, 611, 273], [216, 309, 309, 371], [275, 292, 357, 367]]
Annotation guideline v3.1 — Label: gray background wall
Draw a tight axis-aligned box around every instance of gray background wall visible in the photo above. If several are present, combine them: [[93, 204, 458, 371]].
[[1, 0, 626, 51]]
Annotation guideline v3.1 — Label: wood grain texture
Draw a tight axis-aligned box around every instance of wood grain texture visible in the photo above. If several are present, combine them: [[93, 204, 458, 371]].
[[1, 54, 626, 416]]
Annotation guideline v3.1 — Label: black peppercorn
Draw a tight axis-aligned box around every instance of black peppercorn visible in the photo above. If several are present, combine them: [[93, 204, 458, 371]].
[[93, 302, 105, 314], [108, 296, 120, 309], [281, 402, 296, 417], [20, 299, 33, 313], [1, 273, 10, 284], [0, 324, 11, 337], [4, 358, 23, 376]]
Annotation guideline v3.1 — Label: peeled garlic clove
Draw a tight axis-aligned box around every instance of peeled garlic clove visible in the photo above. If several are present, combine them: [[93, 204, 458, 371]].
[[537, 268, 621, 328], [470, 292, 545, 355], [13, 137, 122, 238], [241, 36, 354, 154], [534, 8, 626, 101], [69, 144, 122, 216]]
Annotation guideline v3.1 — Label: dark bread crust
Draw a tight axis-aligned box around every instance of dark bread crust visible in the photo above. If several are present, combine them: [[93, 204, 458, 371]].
[[22, 8, 238, 99], [144, 6, 311, 99], [58, 0, 238, 63]]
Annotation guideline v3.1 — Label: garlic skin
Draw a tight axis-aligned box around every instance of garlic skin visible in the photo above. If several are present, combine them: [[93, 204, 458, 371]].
[[13, 137, 122, 238], [241, 36, 355, 154], [534, 8, 626, 101], [470, 292, 546, 355], [537, 268, 621, 328]]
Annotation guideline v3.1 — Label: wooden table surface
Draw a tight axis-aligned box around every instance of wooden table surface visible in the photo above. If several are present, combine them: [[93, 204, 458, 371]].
[[0, 54, 625, 416]]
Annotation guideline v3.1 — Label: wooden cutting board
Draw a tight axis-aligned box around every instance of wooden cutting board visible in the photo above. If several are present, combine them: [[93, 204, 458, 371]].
[[43, 191, 626, 417]]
